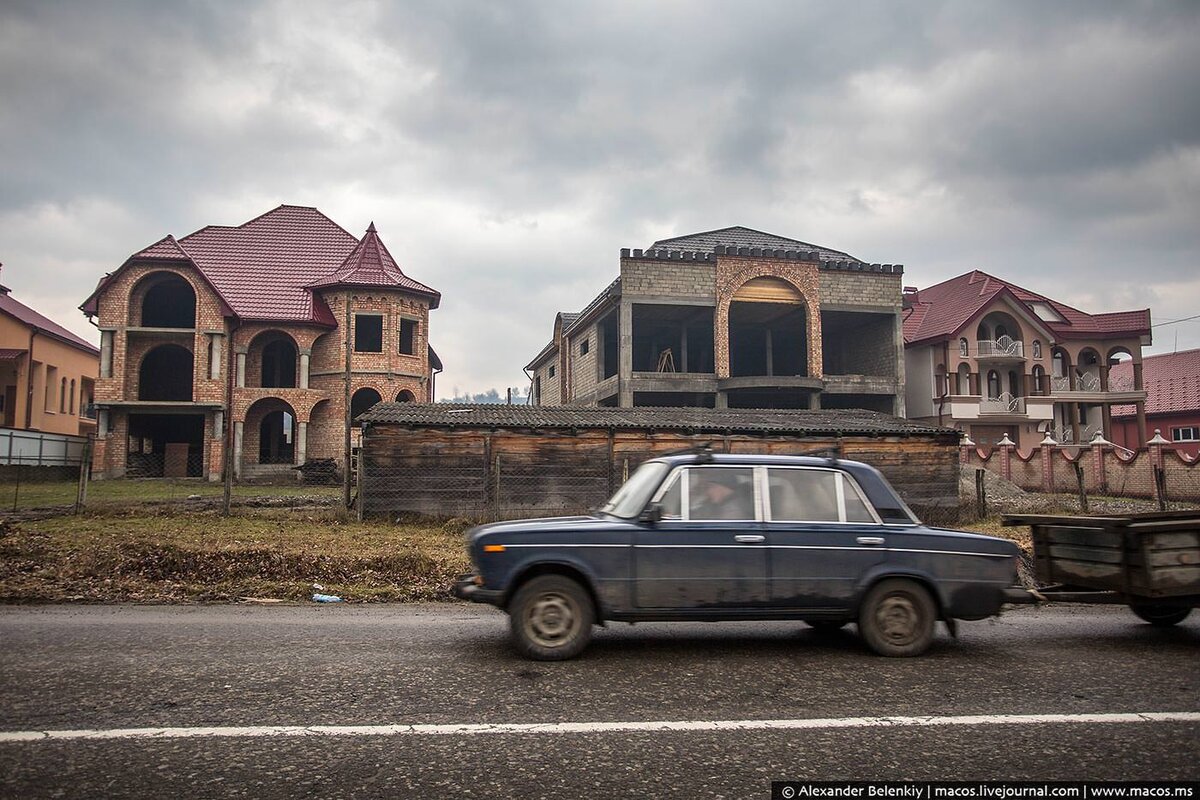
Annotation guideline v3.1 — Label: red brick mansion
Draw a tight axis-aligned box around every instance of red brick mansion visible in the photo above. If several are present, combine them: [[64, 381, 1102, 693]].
[[81, 205, 441, 480]]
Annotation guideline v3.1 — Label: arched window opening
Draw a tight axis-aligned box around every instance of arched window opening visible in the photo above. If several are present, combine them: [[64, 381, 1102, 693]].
[[260, 338, 298, 388], [259, 410, 295, 464], [1032, 340, 1042, 359], [1008, 370, 1021, 397], [60, 377, 67, 413], [396, 389, 416, 403], [1032, 365, 1046, 395], [69, 379, 76, 415], [958, 338, 969, 357], [139, 345, 194, 401], [957, 363, 971, 394], [351, 388, 383, 420], [140, 274, 196, 329]]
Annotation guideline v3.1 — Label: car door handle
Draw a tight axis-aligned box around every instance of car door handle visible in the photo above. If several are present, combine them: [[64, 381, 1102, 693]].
[[734, 535, 765, 543], [856, 536, 886, 546]]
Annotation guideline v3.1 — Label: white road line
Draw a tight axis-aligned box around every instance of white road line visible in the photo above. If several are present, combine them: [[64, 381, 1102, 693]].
[[1, 712, 1198, 744]]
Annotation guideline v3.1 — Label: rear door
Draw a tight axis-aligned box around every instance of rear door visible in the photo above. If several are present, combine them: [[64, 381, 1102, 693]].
[[634, 465, 769, 609], [764, 466, 888, 610]]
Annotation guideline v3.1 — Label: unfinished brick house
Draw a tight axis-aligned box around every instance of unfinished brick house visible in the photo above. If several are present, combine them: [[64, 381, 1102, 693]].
[[80, 205, 441, 480], [526, 227, 905, 413], [903, 271, 1151, 450]]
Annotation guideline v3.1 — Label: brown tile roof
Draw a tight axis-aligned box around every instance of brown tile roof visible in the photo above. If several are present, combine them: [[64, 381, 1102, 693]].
[[359, 403, 956, 438], [1111, 348, 1200, 418], [82, 206, 439, 326], [903, 270, 1151, 346], [0, 290, 98, 354]]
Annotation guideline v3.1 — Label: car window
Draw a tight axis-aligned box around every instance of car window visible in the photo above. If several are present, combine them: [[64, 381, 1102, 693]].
[[842, 476, 877, 523], [767, 468, 839, 522], [687, 467, 756, 521], [657, 472, 683, 519]]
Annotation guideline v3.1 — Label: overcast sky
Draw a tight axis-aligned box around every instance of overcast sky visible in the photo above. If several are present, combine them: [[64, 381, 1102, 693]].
[[2, 0, 1198, 397]]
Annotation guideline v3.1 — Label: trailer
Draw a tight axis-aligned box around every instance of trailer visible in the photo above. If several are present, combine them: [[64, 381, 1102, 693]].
[[1003, 510, 1200, 625]]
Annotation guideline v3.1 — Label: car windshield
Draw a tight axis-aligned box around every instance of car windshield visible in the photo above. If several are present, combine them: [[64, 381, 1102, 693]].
[[597, 461, 669, 518]]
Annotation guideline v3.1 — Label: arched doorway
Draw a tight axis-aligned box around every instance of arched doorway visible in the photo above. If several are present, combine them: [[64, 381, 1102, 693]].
[[138, 344, 193, 401], [259, 409, 295, 464], [254, 333, 298, 388]]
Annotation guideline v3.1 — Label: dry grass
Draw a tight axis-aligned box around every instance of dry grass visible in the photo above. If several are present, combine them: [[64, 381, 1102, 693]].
[[0, 506, 471, 604]]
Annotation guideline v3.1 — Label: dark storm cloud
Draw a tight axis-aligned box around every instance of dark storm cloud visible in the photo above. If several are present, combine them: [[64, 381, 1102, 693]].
[[1, 0, 1198, 393]]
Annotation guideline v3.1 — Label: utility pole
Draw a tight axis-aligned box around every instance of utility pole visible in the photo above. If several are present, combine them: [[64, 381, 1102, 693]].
[[343, 293, 352, 509]]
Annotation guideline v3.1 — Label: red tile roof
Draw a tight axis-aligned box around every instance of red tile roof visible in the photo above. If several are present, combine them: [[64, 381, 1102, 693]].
[[903, 270, 1150, 346], [82, 205, 439, 326], [1111, 348, 1200, 418], [0, 290, 99, 354], [307, 222, 440, 305]]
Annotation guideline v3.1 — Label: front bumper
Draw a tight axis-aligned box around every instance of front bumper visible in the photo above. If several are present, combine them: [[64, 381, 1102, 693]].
[[451, 573, 504, 605]]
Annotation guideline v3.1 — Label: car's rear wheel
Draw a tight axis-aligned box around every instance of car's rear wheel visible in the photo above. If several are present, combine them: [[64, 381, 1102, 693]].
[[858, 578, 937, 657], [509, 575, 594, 661], [1129, 603, 1192, 627]]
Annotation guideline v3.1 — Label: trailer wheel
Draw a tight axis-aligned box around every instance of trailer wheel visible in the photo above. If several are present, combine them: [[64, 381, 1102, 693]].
[[1129, 604, 1192, 627], [859, 579, 936, 657]]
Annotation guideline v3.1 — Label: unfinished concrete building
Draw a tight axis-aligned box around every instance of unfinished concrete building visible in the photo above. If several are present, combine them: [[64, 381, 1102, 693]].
[[80, 205, 441, 480], [526, 227, 905, 413]]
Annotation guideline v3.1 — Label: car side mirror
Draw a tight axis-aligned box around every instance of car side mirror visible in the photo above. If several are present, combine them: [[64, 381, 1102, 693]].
[[639, 502, 663, 525]]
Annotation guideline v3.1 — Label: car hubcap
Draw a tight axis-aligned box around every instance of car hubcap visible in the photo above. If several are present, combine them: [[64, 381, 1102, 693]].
[[876, 594, 919, 644], [525, 592, 577, 647]]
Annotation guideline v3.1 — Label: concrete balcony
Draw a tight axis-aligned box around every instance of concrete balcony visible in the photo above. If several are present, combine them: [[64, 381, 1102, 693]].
[[980, 393, 1025, 414]]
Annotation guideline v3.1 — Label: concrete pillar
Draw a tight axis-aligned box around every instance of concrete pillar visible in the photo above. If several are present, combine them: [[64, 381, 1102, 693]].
[[233, 421, 244, 480], [210, 335, 223, 380], [764, 329, 774, 377], [810, 392, 821, 411], [618, 300, 634, 407], [1101, 403, 1113, 441], [715, 391, 728, 410], [296, 422, 308, 476], [892, 311, 906, 417], [98, 409, 109, 437], [236, 352, 246, 388], [1133, 362, 1144, 391], [1135, 402, 1148, 447], [299, 350, 311, 389], [213, 410, 224, 440], [1099, 364, 1110, 392], [99, 331, 113, 379]]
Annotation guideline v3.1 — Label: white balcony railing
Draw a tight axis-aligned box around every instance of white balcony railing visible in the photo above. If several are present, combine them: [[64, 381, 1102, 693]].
[[1051, 424, 1101, 444], [980, 392, 1026, 414], [1050, 371, 1102, 393], [976, 336, 1024, 358]]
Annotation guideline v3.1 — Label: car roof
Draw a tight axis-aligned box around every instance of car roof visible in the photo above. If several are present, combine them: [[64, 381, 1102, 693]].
[[653, 453, 875, 471]]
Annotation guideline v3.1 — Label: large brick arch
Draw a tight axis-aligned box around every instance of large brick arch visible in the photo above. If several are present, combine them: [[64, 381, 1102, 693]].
[[713, 257, 822, 379], [126, 268, 202, 328]]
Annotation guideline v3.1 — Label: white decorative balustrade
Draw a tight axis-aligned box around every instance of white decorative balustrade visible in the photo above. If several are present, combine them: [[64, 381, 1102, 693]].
[[976, 336, 1024, 358], [980, 392, 1026, 414]]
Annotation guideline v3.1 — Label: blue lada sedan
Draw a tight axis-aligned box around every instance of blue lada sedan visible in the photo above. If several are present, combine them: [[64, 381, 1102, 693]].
[[453, 452, 1023, 660]]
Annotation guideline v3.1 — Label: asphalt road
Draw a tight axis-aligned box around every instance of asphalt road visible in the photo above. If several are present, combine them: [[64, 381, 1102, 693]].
[[1, 604, 1197, 798]]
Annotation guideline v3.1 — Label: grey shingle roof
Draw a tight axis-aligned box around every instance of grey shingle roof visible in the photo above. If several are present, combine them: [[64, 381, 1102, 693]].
[[360, 403, 955, 438], [649, 226, 862, 263]]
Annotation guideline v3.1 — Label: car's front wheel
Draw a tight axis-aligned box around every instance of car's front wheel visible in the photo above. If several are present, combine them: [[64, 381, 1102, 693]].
[[509, 575, 595, 661], [858, 578, 937, 657]]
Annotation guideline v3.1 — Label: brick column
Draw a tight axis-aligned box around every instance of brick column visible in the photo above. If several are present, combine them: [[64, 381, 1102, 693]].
[[1040, 434, 1056, 493], [998, 434, 1014, 482], [1091, 435, 1107, 493]]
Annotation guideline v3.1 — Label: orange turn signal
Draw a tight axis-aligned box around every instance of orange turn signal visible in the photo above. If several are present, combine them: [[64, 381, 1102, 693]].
[[483, 544, 506, 553]]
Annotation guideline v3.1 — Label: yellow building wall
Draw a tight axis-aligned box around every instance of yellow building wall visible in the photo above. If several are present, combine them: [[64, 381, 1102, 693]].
[[0, 312, 99, 436]]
